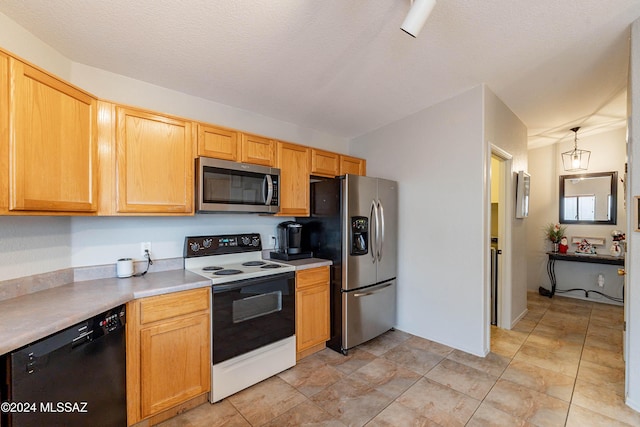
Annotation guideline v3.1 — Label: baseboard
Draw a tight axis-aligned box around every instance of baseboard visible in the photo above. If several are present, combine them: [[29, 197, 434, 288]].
[[510, 307, 528, 329]]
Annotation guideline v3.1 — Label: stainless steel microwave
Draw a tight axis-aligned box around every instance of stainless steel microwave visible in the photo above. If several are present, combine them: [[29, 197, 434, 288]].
[[196, 157, 280, 213]]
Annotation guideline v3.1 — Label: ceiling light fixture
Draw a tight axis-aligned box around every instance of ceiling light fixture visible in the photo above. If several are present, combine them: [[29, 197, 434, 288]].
[[561, 127, 590, 172], [401, 0, 437, 38]]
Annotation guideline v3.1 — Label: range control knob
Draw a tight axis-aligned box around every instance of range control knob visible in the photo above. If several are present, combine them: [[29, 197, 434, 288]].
[[252, 237, 260, 246], [241, 236, 251, 246]]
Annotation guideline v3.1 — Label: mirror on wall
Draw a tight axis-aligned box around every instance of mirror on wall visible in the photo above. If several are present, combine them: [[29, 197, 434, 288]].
[[559, 171, 617, 225]]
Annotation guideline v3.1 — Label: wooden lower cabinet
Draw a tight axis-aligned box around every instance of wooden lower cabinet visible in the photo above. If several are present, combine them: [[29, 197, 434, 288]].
[[126, 288, 210, 425], [296, 266, 330, 360]]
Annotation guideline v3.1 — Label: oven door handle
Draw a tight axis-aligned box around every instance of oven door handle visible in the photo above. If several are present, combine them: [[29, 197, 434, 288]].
[[263, 174, 274, 206]]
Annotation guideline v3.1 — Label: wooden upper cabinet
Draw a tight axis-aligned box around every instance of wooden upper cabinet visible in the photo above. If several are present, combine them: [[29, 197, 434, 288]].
[[115, 106, 194, 214], [240, 133, 275, 166], [0, 51, 9, 213], [340, 155, 366, 176], [311, 149, 340, 178], [197, 124, 238, 161], [276, 141, 310, 217], [8, 58, 98, 213]]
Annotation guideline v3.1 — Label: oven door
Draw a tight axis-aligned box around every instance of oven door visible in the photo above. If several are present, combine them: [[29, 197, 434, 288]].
[[211, 272, 295, 364], [196, 157, 280, 213]]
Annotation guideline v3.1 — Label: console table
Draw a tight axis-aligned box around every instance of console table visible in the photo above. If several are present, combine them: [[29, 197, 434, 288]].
[[539, 252, 624, 302]]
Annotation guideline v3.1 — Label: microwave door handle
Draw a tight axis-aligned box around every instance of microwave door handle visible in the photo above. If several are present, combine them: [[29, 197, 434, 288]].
[[377, 200, 385, 262], [264, 174, 274, 205]]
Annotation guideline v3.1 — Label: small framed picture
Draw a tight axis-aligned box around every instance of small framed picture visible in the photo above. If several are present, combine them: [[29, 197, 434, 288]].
[[635, 196, 640, 231]]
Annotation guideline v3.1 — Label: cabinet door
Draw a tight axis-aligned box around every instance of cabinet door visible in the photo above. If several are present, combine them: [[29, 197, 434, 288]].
[[277, 141, 310, 216], [296, 267, 330, 356], [240, 133, 275, 166], [116, 106, 193, 213], [197, 124, 238, 161], [0, 51, 8, 213], [340, 155, 366, 176], [9, 58, 97, 212], [311, 149, 339, 178], [140, 313, 210, 418]]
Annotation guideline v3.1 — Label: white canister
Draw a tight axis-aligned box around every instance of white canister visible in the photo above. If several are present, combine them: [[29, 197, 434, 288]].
[[116, 258, 134, 278]]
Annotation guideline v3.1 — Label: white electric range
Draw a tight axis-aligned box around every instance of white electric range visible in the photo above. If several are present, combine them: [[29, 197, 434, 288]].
[[184, 233, 296, 403]]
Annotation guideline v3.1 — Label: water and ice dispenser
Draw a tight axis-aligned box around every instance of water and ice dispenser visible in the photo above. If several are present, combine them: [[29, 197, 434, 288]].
[[350, 216, 369, 255]]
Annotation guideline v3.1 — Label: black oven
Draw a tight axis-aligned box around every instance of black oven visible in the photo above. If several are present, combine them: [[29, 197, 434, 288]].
[[211, 271, 295, 364]]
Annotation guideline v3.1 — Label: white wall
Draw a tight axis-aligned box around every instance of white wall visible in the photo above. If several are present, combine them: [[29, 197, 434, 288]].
[[70, 215, 286, 267], [626, 16, 640, 412], [483, 89, 529, 328], [350, 85, 527, 356], [526, 127, 627, 304], [0, 12, 71, 79], [351, 86, 476, 355], [0, 13, 350, 281], [0, 217, 71, 280], [70, 63, 348, 154]]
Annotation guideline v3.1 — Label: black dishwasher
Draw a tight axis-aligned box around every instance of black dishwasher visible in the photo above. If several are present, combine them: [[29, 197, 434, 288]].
[[1, 305, 127, 427]]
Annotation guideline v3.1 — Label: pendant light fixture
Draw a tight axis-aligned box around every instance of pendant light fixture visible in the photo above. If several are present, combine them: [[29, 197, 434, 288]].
[[561, 127, 590, 172], [401, 0, 437, 38]]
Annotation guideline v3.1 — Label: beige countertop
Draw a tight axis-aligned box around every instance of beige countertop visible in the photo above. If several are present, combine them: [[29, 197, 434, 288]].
[[269, 257, 332, 271], [0, 270, 210, 355], [0, 258, 332, 356]]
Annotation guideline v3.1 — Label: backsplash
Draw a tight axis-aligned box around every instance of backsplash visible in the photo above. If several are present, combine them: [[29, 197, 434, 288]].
[[0, 257, 183, 302]]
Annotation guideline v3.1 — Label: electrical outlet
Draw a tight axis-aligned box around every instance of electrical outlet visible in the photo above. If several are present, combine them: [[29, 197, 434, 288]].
[[141, 242, 151, 257]]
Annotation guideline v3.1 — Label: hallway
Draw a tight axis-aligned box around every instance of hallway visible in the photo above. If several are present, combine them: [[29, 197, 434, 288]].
[[159, 292, 635, 426]]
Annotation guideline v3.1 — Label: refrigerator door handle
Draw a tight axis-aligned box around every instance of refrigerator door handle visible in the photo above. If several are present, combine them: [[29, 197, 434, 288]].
[[370, 200, 379, 263], [377, 199, 385, 262], [353, 282, 393, 297]]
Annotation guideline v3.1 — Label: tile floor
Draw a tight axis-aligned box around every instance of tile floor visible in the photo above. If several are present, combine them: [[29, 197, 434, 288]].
[[159, 291, 638, 426]]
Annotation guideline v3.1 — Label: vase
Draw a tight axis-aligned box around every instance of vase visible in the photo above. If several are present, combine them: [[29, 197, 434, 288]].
[[552, 242, 559, 253]]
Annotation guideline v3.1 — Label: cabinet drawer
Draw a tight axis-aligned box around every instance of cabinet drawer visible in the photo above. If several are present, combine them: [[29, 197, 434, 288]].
[[140, 288, 209, 324], [296, 266, 329, 290]]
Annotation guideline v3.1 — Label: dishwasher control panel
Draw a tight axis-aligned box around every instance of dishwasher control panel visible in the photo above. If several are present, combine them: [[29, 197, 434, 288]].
[[95, 305, 126, 335]]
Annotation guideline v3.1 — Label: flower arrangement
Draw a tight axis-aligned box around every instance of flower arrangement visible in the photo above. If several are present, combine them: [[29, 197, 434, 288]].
[[544, 223, 567, 243]]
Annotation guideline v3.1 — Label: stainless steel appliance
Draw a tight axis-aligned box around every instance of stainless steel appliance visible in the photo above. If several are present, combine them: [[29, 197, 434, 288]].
[[184, 233, 296, 403], [299, 174, 398, 355], [195, 157, 280, 213], [1, 305, 126, 427]]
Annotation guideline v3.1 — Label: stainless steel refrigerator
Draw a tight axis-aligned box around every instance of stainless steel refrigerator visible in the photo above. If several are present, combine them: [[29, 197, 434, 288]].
[[298, 174, 397, 355]]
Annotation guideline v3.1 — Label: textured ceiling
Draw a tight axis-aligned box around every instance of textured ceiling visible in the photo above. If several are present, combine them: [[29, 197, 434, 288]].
[[1, 0, 639, 147]]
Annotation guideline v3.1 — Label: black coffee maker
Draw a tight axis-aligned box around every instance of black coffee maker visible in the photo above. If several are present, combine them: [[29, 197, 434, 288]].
[[271, 221, 312, 260]]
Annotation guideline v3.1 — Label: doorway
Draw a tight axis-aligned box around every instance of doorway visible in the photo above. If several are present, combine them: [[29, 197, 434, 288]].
[[488, 145, 513, 334], [490, 155, 504, 326]]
